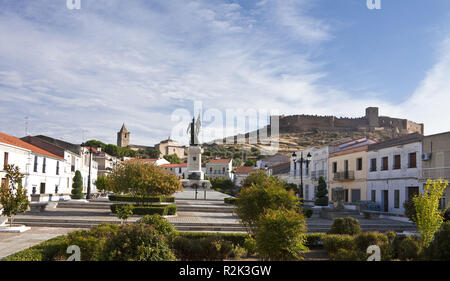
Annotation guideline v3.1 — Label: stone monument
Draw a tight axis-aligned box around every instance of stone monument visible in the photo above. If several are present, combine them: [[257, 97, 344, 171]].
[[180, 116, 211, 199]]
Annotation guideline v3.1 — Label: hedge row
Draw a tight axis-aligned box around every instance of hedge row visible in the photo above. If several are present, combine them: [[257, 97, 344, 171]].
[[108, 194, 175, 203], [110, 204, 177, 216], [224, 197, 237, 205]]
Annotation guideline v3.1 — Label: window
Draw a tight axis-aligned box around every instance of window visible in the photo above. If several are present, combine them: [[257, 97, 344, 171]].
[[408, 152, 417, 168], [42, 158, 46, 173], [40, 183, 46, 194], [34, 156, 38, 172], [394, 190, 400, 208], [393, 155, 401, 170], [332, 162, 337, 173], [55, 185, 59, 194], [370, 158, 377, 172], [371, 190, 376, 202], [356, 158, 363, 171], [382, 157, 389, 171], [3, 152, 8, 169], [56, 161, 60, 175]]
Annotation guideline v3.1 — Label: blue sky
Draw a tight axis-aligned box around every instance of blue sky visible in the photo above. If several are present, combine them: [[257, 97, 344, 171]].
[[0, 0, 449, 146]]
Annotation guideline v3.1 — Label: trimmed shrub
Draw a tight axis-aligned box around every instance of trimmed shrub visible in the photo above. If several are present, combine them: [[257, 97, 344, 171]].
[[305, 233, 326, 249], [110, 204, 177, 216], [224, 197, 237, 205], [255, 208, 308, 261], [167, 205, 177, 215], [178, 232, 247, 246], [403, 199, 416, 223], [108, 194, 175, 203], [101, 223, 176, 261], [330, 248, 365, 261], [423, 221, 450, 260], [173, 236, 234, 261], [137, 214, 178, 240], [322, 234, 354, 254], [328, 217, 361, 235]]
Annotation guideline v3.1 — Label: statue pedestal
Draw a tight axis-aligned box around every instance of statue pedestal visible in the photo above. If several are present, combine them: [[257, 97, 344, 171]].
[[181, 144, 211, 199]]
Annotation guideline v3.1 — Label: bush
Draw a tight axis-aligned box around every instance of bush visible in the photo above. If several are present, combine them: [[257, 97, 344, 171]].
[[137, 214, 178, 240], [305, 233, 326, 249], [236, 170, 299, 233], [178, 232, 247, 246], [394, 236, 422, 261], [300, 208, 313, 218], [403, 199, 416, 223], [173, 236, 234, 261], [224, 197, 238, 205], [110, 204, 177, 216], [328, 217, 361, 235], [314, 176, 328, 206], [101, 223, 175, 261], [329, 248, 365, 261], [116, 204, 134, 223], [71, 170, 84, 199], [255, 208, 308, 261], [108, 194, 175, 203], [322, 234, 354, 254], [422, 221, 450, 261], [230, 245, 248, 259], [243, 236, 257, 256]]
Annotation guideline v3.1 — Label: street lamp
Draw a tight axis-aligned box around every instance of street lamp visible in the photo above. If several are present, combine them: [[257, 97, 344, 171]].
[[83, 146, 93, 200], [292, 151, 312, 199]]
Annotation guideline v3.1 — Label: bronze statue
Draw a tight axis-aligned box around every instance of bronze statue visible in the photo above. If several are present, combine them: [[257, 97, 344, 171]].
[[186, 114, 201, 146]]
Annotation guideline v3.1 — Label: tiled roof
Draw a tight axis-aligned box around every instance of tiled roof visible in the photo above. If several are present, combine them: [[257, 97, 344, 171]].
[[0, 132, 64, 160], [208, 158, 232, 164], [235, 166, 256, 174], [368, 133, 423, 151], [125, 158, 158, 163], [161, 163, 187, 168]]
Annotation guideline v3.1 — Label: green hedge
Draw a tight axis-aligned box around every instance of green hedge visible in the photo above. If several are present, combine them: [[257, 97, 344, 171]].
[[224, 197, 237, 205], [179, 232, 248, 246], [110, 204, 177, 216], [108, 194, 175, 203]]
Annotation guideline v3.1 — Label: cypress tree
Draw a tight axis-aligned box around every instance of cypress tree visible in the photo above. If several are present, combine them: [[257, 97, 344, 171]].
[[71, 170, 84, 199], [315, 176, 329, 206]]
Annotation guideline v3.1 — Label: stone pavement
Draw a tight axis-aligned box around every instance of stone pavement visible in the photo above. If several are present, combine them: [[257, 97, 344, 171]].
[[0, 227, 80, 260], [173, 187, 232, 201]]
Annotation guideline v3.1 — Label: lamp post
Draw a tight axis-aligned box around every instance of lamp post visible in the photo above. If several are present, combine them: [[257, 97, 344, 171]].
[[84, 146, 93, 200], [292, 151, 312, 199]]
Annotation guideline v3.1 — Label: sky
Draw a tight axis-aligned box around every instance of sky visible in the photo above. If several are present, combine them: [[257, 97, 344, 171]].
[[0, 0, 449, 146]]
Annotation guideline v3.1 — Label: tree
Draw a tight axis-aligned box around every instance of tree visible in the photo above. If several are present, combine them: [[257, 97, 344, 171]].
[[315, 176, 328, 206], [210, 177, 236, 192], [235, 170, 299, 234], [163, 154, 181, 164], [413, 179, 449, 247], [116, 204, 134, 224], [0, 164, 30, 227], [71, 170, 84, 199], [94, 176, 109, 193], [244, 159, 257, 167], [107, 161, 182, 202], [255, 208, 308, 261]]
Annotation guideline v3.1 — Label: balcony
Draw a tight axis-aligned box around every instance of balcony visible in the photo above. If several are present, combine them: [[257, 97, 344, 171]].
[[333, 170, 355, 181]]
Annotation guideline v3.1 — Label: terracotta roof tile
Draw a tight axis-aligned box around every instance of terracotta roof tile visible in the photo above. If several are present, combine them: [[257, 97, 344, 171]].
[[208, 158, 232, 164], [0, 132, 64, 160], [235, 166, 256, 174]]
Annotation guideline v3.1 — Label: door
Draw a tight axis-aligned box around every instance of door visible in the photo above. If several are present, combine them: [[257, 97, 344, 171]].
[[407, 186, 419, 200], [383, 190, 389, 212], [351, 189, 361, 203], [40, 183, 46, 194]]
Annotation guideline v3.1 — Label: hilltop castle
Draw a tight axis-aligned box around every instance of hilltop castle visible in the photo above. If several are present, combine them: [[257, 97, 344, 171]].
[[270, 107, 424, 135]]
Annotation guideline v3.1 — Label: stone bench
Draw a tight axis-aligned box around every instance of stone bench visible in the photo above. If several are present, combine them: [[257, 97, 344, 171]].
[[30, 202, 48, 213], [362, 210, 381, 219]]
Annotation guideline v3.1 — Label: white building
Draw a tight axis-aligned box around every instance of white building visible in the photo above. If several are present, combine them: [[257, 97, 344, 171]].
[[206, 159, 233, 180], [289, 146, 330, 202], [1, 132, 72, 201], [22, 135, 99, 198], [367, 133, 423, 214], [234, 166, 257, 186]]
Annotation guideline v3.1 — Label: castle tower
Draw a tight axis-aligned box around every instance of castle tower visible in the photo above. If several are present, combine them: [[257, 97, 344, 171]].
[[117, 124, 130, 147], [365, 107, 379, 128]]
